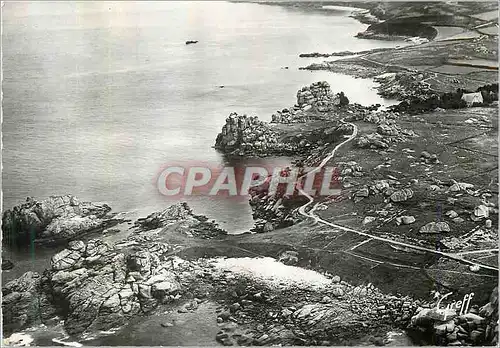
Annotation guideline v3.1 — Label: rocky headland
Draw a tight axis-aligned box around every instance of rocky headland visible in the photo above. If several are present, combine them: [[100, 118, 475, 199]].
[[4, 75, 499, 345], [2, 195, 120, 247], [2, 197, 498, 346], [214, 82, 350, 157], [3, 1, 499, 346]]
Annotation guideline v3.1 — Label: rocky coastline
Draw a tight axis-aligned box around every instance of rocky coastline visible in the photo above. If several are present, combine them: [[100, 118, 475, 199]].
[[299, 47, 391, 58], [4, 76, 499, 345], [3, 1, 499, 346], [2, 195, 122, 247], [214, 82, 350, 157], [2, 197, 498, 346], [355, 19, 438, 41]]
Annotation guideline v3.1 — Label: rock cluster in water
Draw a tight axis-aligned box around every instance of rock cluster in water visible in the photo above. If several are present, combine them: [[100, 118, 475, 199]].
[[214, 82, 353, 156], [2, 195, 114, 246], [134, 202, 227, 239]]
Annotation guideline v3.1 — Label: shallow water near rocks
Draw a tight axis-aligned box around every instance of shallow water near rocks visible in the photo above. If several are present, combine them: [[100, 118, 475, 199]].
[[2, 0, 402, 283]]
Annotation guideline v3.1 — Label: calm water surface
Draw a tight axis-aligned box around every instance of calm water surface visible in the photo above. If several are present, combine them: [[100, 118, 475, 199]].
[[3, 1, 401, 234], [1, 1, 409, 344]]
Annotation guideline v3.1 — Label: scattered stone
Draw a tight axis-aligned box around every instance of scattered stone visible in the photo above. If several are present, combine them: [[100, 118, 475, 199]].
[[278, 250, 299, 265], [363, 216, 377, 225], [419, 222, 450, 234], [470, 265, 481, 272], [449, 182, 474, 192], [421, 151, 432, 159], [397, 215, 416, 225], [219, 311, 231, 321], [322, 296, 332, 303], [446, 210, 458, 219], [420, 151, 439, 164], [356, 133, 389, 149], [355, 187, 370, 198], [474, 205, 489, 219], [390, 188, 414, 203], [331, 287, 345, 297]]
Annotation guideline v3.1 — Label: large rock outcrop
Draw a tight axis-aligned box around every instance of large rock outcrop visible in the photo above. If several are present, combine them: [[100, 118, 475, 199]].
[[296, 81, 349, 112], [2, 203, 226, 337], [2, 271, 57, 334], [214, 113, 290, 156], [409, 287, 498, 346], [2, 239, 183, 336], [134, 202, 227, 239], [2, 195, 113, 246], [214, 82, 352, 156], [271, 81, 349, 124]]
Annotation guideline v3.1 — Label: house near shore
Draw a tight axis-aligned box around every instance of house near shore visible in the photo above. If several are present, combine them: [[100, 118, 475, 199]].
[[461, 92, 483, 106]]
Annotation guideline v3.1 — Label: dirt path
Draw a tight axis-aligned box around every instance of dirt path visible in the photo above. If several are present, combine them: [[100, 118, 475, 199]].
[[295, 122, 499, 273]]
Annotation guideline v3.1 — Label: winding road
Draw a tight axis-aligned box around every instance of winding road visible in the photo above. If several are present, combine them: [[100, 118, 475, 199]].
[[295, 122, 499, 273]]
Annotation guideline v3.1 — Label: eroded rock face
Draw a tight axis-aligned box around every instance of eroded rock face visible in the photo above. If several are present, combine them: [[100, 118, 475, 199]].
[[49, 240, 185, 335], [271, 82, 349, 124], [2, 195, 112, 246], [419, 221, 451, 234], [390, 188, 414, 203], [134, 202, 226, 239], [214, 82, 352, 156], [292, 303, 363, 337], [1, 202, 230, 337], [409, 287, 498, 346], [214, 112, 288, 156], [213, 273, 421, 346], [2, 271, 57, 333], [2, 239, 183, 336], [296, 81, 349, 112]]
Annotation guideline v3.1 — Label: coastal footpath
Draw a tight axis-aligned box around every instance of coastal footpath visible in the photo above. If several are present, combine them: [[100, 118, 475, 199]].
[[3, 80, 499, 346], [3, 1, 499, 345]]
